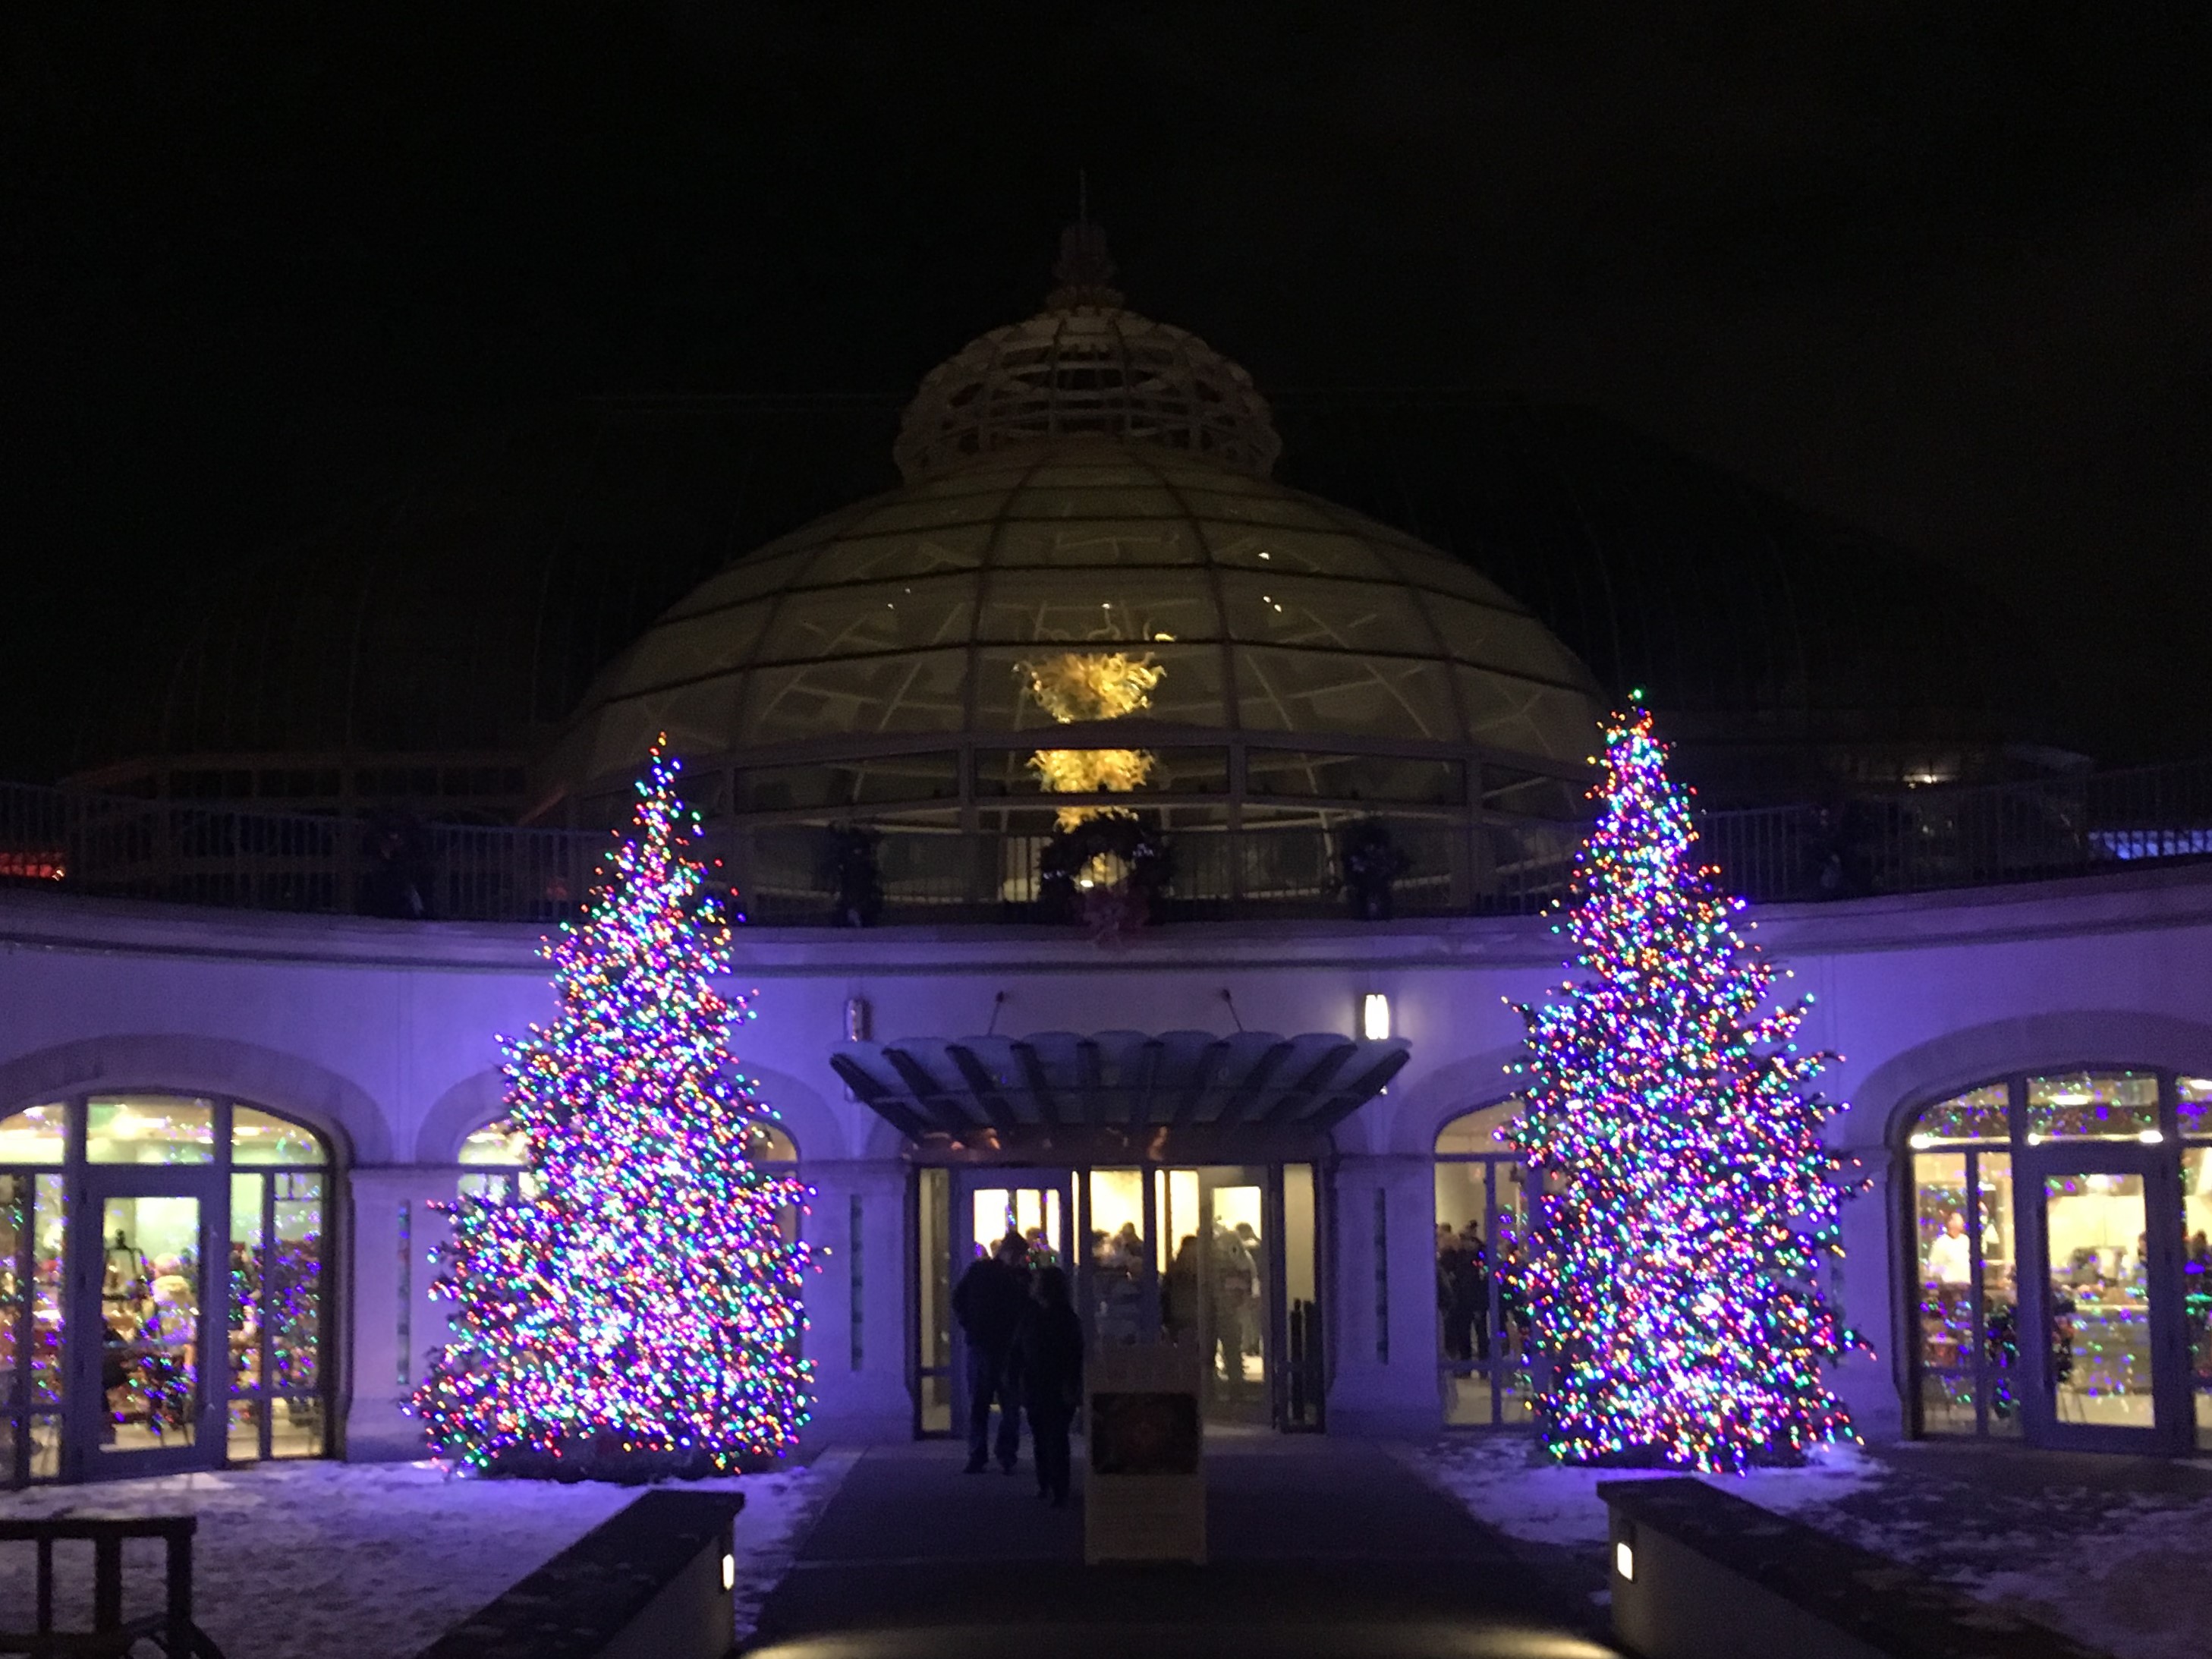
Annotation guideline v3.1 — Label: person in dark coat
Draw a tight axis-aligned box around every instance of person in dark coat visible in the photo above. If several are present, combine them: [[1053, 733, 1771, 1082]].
[[1015, 1264, 1084, 1506], [952, 1232, 1031, 1474]]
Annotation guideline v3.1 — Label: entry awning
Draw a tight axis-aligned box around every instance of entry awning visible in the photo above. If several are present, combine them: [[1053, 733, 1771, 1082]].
[[829, 1029, 1411, 1156]]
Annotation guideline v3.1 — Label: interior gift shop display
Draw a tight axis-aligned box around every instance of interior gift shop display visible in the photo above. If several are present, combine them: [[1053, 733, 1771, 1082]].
[[0, 1094, 331, 1484], [1906, 1070, 2211, 1452]]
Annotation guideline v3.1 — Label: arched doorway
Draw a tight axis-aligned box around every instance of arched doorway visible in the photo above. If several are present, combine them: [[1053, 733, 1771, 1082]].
[[1904, 1069, 2212, 1452], [0, 1093, 335, 1484], [1432, 1100, 1534, 1428]]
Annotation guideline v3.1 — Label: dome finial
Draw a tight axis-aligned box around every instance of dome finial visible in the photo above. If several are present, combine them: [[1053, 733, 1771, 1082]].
[[1047, 172, 1123, 309]]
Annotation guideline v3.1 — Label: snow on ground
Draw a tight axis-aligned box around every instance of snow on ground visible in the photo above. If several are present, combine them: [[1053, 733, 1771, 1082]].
[[0, 1450, 854, 1659], [1416, 1436, 2212, 1659]]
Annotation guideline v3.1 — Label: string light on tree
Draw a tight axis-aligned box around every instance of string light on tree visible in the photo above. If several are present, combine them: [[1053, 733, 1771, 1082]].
[[1509, 701, 1859, 1472], [414, 738, 814, 1478]]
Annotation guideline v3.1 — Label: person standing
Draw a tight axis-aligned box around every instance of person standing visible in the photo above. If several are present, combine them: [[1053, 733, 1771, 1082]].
[[1015, 1265, 1084, 1506], [953, 1232, 1030, 1474]]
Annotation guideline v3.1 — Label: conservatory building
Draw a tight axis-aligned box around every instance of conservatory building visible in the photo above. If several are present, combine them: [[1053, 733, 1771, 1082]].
[[2, 230, 2210, 1481]]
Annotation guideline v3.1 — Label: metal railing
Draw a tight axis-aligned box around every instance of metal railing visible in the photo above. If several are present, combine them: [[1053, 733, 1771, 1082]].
[[2, 761, 2210, 926]]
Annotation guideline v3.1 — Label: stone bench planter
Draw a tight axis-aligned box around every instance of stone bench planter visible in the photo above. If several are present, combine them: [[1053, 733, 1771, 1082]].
[[1597, 1477, 2112, 1659], [414, 1490, 744, 1659]]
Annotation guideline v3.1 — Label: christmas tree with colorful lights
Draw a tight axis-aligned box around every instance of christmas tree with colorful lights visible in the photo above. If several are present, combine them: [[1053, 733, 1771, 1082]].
[[414, 741, 813, 1478], [1509, 705, 1855, 1472]]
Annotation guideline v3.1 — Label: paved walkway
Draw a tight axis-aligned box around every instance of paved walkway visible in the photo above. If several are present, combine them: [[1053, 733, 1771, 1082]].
[[744, 1432, 1619, 1658]]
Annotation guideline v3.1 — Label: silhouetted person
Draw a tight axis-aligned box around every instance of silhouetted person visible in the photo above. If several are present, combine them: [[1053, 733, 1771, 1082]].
[[1015, 1264, 1084, 1506], [952, 1232, 1030, 1474]]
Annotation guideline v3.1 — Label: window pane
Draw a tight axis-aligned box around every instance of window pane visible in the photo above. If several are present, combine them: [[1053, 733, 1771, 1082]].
[[1910, 1084, 2009, 1146], [228, 1173, 264, 1462], [2184, 1149, 2212, 1448], [458, 1123, 530, 1166], [30, 1177, 62, 1408], [102, 1195, 203, 1450], [1981, 1152, 2022, 1437], [2026, 1072, 2160, 1142], [2044, 1171, 2153, 1427], [271, 1173, 323, 1398], [1913, 1152, 1974, 1428], [1436, 1100, 1521, 1156], [2177, 1075, 2212, 1138], [0, 1104, 65, 1166], [1087, 1170, 1147, 1346], [1235, 647, 1457, 741], [231, 1107, 326, 1166], [87, 1096, 215, 1165]]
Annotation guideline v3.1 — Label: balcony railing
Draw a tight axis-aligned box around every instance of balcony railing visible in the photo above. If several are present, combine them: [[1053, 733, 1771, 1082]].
[[1, 760, 2209, 927]]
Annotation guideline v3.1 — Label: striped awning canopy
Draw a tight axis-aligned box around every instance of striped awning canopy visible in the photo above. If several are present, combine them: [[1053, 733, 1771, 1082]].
[[829, 1029, 1411, 1158]]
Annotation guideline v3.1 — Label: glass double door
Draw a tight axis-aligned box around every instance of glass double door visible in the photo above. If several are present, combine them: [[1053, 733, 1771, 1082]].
[[936, 1164, 1315, 1433], [2016, 1144, 2195, 1452]]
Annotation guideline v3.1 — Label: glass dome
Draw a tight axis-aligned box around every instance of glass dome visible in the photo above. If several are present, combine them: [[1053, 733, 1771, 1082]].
[[537, 434, 1602, 823]]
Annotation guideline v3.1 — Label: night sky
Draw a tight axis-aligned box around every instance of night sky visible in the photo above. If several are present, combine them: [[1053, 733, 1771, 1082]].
[[7, 3, 2208, 781]]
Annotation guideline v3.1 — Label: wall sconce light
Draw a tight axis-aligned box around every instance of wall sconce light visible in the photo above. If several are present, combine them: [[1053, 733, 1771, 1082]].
[[1614, 1538, 1635, 1582], [1360, 992, 1391, 1042], [845, 996, 871, 1043]]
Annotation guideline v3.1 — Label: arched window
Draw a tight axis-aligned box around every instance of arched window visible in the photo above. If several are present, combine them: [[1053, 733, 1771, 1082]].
[[1907, 1069, 2211, 1450], [1432, 1100, 1532, 1428], [454, 1116, 800, 1223], [0, 1094, 332, 1481]]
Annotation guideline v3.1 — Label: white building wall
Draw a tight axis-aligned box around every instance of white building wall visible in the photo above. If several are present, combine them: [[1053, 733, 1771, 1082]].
[[2, 861, 2211, 1458]]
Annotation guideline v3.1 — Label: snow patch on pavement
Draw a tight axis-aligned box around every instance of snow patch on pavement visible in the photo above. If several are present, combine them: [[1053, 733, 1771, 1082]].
[[0, 1450, 854, 1659]]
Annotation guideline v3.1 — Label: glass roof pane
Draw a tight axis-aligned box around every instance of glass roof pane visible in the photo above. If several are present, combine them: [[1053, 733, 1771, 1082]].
[[1002, 486, 1186, 520], [1455, 671, 1600, 761], [974, 643, 1226, 732], [232, 1107, 327, 1166], [603, 605, 769, 692], [1247, 751, 1464, 805], [1388, 546, 1528, 609], [975, 570, 1215, 644], [1022, 463, 1169, 489], [755, 576, 976, 664], [1234, 647, 1459, 741], [1424, 593, 1591, 682], [0, 1104, 65, 1166], [1203, 524, 1395, 580], [993, 518, 1202, 567], [801, 526, 993, 584], [1219, 572, 1435, 653], [1175, 490, 1342, 530], [663, 551, 808, 620], [740, 650, 969, 745], [736, 754, 961, 812], [845, 495, 1007, 536]]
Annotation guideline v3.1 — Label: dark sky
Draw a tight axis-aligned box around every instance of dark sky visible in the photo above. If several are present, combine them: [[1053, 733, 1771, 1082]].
[[6, 2, 2209, 779]]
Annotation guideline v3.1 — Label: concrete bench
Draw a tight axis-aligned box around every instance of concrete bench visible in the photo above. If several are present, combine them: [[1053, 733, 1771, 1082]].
[[414, 1490, 744, 1659], [1597, 1477, 2112, 1659]]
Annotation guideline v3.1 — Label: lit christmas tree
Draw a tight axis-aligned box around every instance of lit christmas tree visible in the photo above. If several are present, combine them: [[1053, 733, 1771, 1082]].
[[1509, 705, 1856, 1472], [414, 741, 813, 1478]]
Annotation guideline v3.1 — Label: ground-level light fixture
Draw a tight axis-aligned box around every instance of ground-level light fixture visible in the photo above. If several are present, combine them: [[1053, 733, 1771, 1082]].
[[722, 1551, 736, 1591], [1361, 992, 1391, 1042], [1614, 1539, 1635, 1582]]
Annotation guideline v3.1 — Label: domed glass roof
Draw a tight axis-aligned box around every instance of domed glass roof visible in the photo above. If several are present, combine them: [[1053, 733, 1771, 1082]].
[[539, 434, 1602, 818]]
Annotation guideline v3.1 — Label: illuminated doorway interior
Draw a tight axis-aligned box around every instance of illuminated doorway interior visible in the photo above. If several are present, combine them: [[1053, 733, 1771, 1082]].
[[0, 1094, 332, 1484]]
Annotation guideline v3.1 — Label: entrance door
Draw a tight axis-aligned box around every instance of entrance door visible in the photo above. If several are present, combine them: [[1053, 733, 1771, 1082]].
[[72, 1168, 220, 1477], [2018, 1144, 2192, 1453], [1156, 1166, 1271, 1425], [947, 1169, 1074, 1434]]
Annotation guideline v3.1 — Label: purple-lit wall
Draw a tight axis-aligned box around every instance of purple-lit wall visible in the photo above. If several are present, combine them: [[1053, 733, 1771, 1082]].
[[4, 861, 2210, 1456]]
